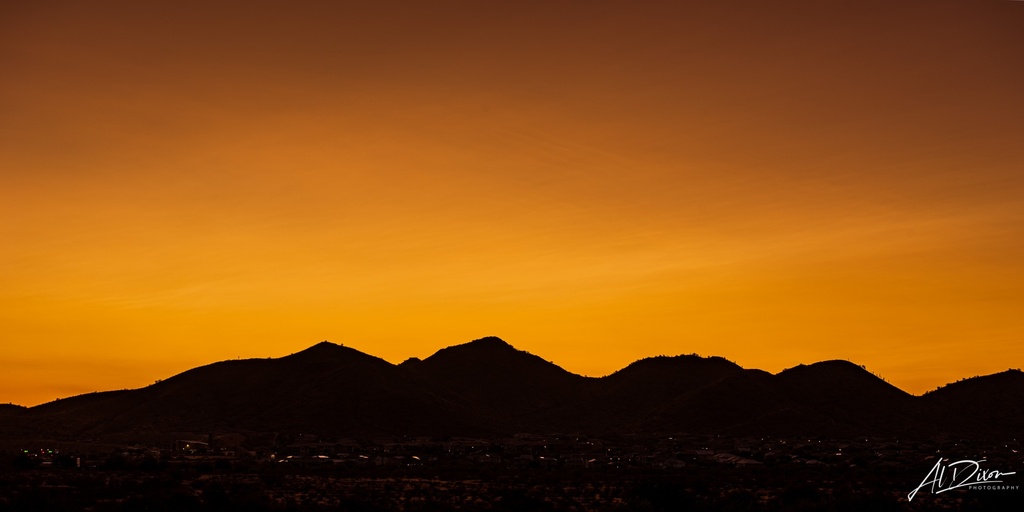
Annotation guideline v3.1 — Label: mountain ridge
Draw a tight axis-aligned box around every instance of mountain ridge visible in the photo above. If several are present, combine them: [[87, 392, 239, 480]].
[[2, 337, 1020, 441]]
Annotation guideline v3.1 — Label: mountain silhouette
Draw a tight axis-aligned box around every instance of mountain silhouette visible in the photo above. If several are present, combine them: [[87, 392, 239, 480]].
[[771, 360, 923, 436], [572, 354, 747, 433], [2, 338, 1021, 441], [12, 342, 485, 441], [921, 369, 1024, 436], [411, 336, 589, 431]]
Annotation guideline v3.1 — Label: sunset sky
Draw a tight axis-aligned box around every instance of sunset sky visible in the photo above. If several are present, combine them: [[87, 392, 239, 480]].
[[2, 1, 1023, 406]]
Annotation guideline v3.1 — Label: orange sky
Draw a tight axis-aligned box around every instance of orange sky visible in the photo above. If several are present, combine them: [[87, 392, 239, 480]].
[[2, 1, 1023, 406]]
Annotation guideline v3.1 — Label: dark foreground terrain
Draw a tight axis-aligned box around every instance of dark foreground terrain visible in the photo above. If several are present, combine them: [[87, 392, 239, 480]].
[[1, 433, 1020, 511]]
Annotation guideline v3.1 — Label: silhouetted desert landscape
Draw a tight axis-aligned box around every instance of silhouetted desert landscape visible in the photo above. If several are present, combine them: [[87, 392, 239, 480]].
[[4, 0, 1023, 509], [3, 337, 1024, 441], [2, 338, 1022, 510]]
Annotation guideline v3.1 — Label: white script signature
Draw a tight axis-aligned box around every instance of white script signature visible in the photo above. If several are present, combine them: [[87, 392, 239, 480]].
[[908, 458, 1017, 501]]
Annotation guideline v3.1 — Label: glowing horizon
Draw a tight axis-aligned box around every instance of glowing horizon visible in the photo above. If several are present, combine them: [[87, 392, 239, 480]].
[[3, 1, 1023, 407]]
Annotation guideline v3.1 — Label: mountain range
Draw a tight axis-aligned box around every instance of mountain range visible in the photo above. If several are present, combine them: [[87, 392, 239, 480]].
[[2, 337, 1022, 442]]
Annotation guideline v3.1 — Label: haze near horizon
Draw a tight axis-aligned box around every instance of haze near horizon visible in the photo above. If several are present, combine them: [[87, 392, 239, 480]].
[[2, 0, 1023, 407]]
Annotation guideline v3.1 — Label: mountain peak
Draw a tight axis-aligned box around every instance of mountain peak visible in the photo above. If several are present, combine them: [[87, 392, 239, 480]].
[[776, 359, 912, 406], [421, 336, 525, 364], [418, 336, 578, 383], [615, 354, 742, 375], [924, 367, 1024, 396], [782, 359, 866, 374], [290, 340, 345, 356], [776, 360, 896, 388], [284, 341, 390, 367], [464, 336, 514, 349]]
